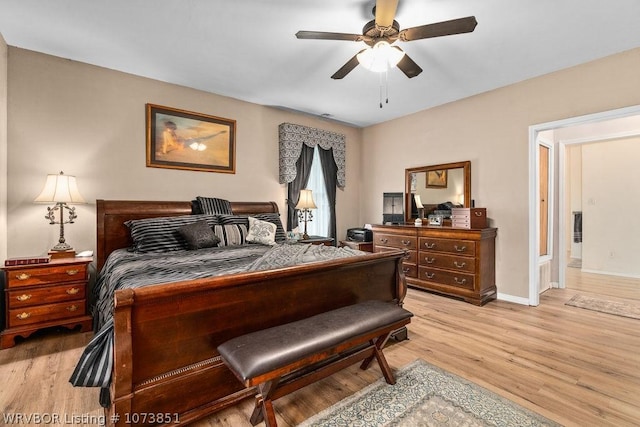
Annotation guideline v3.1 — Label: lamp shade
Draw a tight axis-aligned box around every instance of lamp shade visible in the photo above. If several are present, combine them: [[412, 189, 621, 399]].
[[34, 171, 85, 204], [295, 189, 317, 210], [414, 194, 424, 209]]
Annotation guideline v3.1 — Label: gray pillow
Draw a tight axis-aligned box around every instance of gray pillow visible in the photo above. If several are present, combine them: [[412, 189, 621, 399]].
[[177, 220, 220, 250]]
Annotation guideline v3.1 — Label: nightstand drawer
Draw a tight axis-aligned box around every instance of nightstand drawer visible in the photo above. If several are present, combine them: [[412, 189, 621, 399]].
[[6, 264, 88, 288], [8, 299, 86, 327], [8, 283, 86, 308]]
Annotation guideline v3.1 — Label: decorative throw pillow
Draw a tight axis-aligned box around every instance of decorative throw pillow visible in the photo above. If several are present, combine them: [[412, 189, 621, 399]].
[[177, 220, 220, 250], [125, 214, 219, 253], [196, 196, 233, 215], [213, 224, 248, 247], [246, 217, 277, 246], [218, 213, 286, 243]]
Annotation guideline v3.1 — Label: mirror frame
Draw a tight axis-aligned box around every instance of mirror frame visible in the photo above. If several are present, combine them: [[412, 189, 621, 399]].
[[404, 160, 471, 224]]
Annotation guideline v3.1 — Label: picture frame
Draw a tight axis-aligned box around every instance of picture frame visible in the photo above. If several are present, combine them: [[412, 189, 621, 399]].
[[146, 104, 236, 173], [428, 214, 444, 226], [426, 169, 447, 188]]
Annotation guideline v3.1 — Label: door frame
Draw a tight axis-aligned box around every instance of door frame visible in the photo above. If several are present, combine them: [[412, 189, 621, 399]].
[[528, 104, 640, 306]]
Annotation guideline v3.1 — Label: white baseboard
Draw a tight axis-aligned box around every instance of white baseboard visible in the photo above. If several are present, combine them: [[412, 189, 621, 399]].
[[580, 268, 640, 279], [497, 292, 530, 306]]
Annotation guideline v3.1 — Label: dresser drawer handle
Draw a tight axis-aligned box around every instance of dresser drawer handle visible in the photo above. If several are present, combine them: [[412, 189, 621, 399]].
[[16, 294, 32, 301], [425, 272, 435, 279], [66, 287, 80, 295], [454, 277, 467, 285], [16, 312, 31, 320], [474, 211, 484, 217], [453, 261, 466, 268], [425, 257, 435, 264], [66, 269, 80, 276], [402, 267, 410, 273], [454, 245, 467, 252], [401, 240, 411, 246], [424, 242, 436, 249], [67, 304, 79, 312], [379, 238, 388, 244], [16, 273, 31, 281]]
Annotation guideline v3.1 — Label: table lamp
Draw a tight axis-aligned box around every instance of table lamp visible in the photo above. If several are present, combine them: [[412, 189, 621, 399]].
[[34, 171, 85, 257], [295, 189, 317, 240]]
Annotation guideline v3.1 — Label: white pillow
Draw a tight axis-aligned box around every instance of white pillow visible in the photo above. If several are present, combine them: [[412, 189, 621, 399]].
[[246, 216, 277, 246]]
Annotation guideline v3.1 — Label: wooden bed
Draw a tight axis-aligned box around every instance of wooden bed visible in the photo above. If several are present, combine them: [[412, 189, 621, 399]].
[[95, 200, 408, 426]]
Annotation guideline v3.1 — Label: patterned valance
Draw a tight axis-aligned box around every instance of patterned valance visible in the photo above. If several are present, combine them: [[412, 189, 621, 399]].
[[279, 123, 346, 189]]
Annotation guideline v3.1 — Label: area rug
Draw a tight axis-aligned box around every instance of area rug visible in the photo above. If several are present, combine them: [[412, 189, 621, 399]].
[[565, 294, 640, 319], [298, 359, 559, 426]]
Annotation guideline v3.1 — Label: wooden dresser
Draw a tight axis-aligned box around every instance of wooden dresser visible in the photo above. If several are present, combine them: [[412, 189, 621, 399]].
[[1, 257, 93, 349], [371, 225, 497, 305]]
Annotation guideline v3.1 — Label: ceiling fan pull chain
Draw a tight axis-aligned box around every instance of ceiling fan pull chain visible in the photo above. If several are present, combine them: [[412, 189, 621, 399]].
[[386, 69, 389, 105], [379, 71, 384, 108]]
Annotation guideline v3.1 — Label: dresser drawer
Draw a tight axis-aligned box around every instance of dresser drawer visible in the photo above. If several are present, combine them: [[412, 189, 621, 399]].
[[6, 264, 88, 288], [8, 283, 86, 308], [419, 237, 476, 257], [419, 252, 475, 273], [8, 299, 86, 327], [374, 233, 417, 250], [418, 267, 475, 290]]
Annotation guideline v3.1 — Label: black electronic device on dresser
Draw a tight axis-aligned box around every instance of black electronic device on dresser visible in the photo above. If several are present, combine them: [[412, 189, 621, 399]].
[[347, 228, 372, 242]]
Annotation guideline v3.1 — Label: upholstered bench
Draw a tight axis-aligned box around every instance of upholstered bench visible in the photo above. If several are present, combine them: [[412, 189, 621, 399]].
[[217, 300, 413, 427]]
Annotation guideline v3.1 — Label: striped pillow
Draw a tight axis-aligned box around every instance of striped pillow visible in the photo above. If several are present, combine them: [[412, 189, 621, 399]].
[[126, 214, 219, 253], [196, 196, 233, 215], [214, 224, 248, 247]]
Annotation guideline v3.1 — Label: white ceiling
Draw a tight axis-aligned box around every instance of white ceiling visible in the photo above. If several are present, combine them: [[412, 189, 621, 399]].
[[1, 0, 640, 128]]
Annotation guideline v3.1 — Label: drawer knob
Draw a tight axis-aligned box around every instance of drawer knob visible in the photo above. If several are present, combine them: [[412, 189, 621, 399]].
[[426, 272, 435, 279], [401, 240, 411, 246], [16, 273, 31, 281], [454, 277, 467, 285], [425, 257, 435, 264], [453, 261, 466, 268], [454, 245, 467, 252], [66, 287, 80, 295], [425, 242, 436, 249], [16, 312, 31, 320], [67, 304, 79, 312], [379, 238, 388, 244], [66, 269, 80, 276], [16, 294, 32, 301], [402, 267, 410, 273]]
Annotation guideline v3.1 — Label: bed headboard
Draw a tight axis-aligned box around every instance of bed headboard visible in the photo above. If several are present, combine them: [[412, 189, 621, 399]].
[[96, 199, 279, 272]]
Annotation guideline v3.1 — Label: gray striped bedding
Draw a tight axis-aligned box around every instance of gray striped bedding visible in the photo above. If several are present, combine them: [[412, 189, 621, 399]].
[[69, 243, 364, 404]]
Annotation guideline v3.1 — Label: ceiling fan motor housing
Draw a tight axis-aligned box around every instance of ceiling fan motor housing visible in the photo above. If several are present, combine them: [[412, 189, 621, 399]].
[[362, 19, 400, 45]]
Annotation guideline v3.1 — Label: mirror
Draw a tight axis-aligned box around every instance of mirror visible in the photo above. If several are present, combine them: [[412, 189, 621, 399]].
[[404, 160, 471, 224]]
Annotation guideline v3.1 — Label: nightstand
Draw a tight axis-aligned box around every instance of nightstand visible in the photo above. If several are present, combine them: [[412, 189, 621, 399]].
[[1, 257, 93, 349], [298, 236, 334, 246], [339, 240, 373, 252]]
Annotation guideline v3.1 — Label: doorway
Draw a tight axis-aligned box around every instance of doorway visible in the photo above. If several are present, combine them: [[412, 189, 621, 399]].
[[528, 105, 640, 306]]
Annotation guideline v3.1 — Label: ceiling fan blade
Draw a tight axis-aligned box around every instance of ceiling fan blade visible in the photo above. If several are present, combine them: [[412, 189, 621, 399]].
[[399, 16, 478, 41], [331, 52, 363, 79], [296, 31, 364, 42], [395, 50, 423, 78], [375, 0, 399, 28]]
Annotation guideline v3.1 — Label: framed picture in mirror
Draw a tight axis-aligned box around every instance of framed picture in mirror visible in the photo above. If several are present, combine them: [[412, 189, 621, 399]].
[[428, 214, 444, 226], [426, 170, 447, 188]]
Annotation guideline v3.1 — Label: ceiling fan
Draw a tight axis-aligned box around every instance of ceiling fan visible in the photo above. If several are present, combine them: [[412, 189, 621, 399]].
[[296, 0, 477, 79]]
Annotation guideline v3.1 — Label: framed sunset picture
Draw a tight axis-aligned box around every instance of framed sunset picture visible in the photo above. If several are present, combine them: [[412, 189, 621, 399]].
[[146, 104, 236, 173]]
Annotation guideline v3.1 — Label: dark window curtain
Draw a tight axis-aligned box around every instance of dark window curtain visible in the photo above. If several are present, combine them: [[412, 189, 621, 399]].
[[286, 144, 315, 231], [318, 147, 338, 242]]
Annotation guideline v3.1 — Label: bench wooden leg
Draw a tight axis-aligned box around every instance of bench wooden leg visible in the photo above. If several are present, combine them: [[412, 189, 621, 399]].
[[250, 379, 279, 426], [360, 332, 396, 384]]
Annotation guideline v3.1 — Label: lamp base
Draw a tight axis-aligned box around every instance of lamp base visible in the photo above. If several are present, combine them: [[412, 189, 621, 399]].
[[48, 249, 76, 259]]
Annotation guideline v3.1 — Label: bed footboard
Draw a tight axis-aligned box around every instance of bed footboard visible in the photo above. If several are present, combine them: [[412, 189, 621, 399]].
[[107, 250, 406, 426]]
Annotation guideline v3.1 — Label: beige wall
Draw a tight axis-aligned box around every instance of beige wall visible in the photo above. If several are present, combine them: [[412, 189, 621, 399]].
[[0, 33, 7, 263], [5, 48, 363, 258], [361, 47, 640, 299]]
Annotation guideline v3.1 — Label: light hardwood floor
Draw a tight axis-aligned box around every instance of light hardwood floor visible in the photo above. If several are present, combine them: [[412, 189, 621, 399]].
[[1, 270, 639, 426]]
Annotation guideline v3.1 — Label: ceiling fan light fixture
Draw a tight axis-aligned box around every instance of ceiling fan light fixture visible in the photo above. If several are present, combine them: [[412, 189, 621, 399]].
[[357, 40, 405, 72]]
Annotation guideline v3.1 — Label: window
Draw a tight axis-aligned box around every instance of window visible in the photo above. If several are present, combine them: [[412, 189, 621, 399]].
[[305, 148, 329, 237]]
